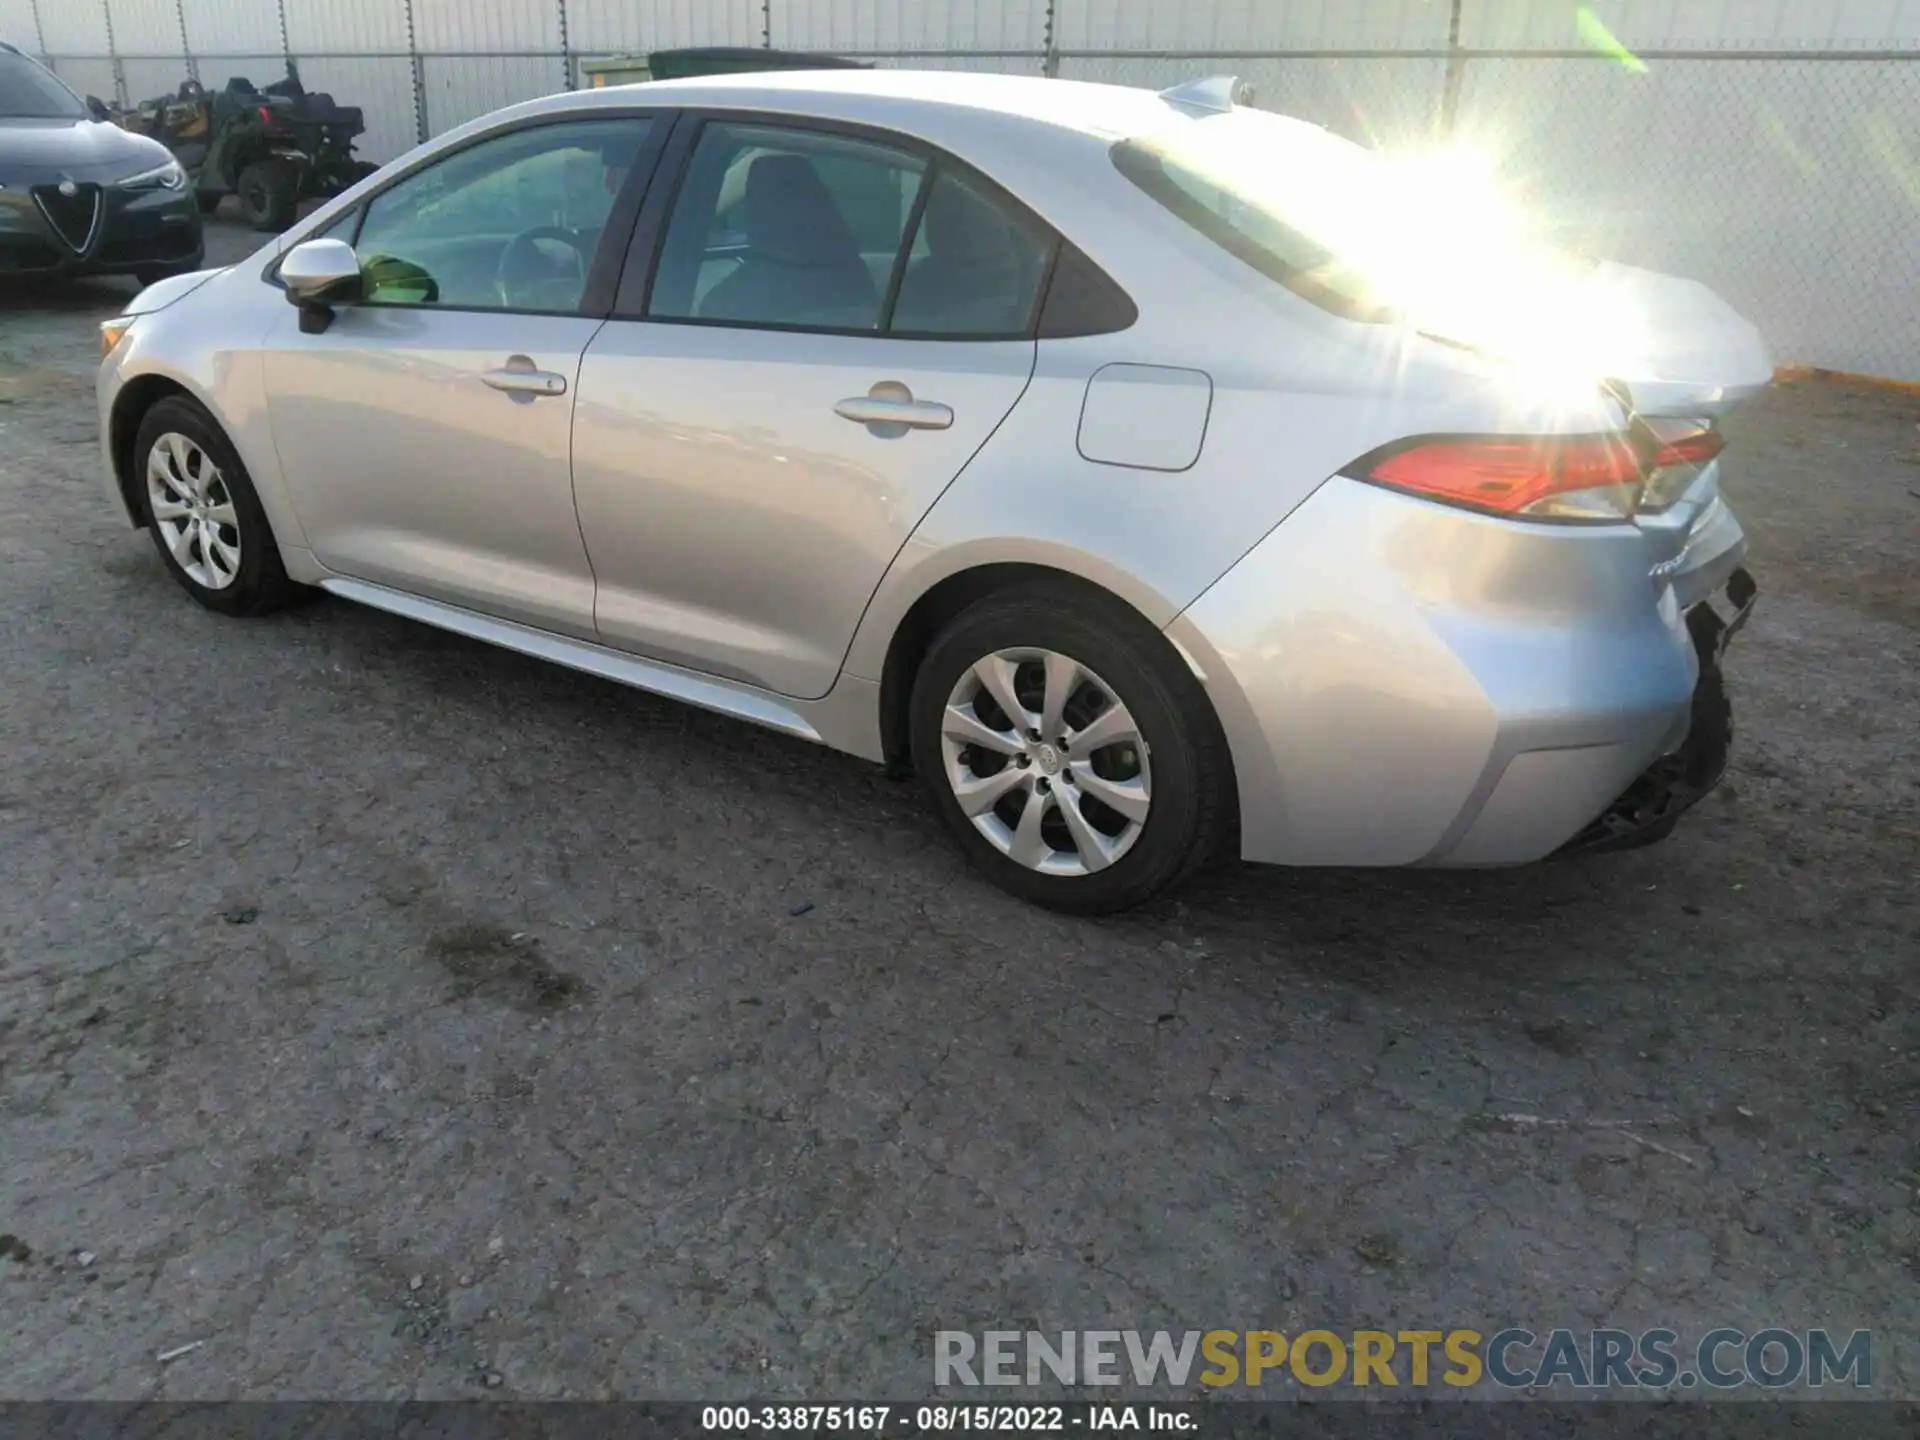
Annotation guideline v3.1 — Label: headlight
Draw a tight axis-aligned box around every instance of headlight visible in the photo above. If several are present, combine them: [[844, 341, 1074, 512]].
[[100, 316, 136, 359], [118, 159, 186, 192]]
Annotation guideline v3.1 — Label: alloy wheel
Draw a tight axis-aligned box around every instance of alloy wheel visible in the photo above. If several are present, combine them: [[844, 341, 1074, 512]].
[[940, 647, 1152, 876], [146, 431, 241, 590]]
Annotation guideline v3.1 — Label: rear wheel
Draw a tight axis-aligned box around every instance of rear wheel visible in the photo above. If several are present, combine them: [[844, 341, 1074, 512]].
[[135, 396, 300, 616], [236, 160, 297, 231], [908, 585, 1232, 914]]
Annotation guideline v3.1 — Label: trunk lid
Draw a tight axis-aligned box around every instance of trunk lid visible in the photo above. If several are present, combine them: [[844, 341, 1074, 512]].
[[1588, 260, 1774, 418]]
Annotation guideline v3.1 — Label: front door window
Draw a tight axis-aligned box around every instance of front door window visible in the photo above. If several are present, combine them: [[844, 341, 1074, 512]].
[[350, 117, 654, 312]]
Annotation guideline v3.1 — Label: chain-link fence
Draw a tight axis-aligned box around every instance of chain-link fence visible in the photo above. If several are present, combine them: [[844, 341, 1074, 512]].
[[8, 0, 1920, 381]]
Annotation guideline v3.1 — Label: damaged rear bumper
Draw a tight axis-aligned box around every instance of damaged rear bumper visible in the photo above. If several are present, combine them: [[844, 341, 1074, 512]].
[[1555, 566, 1758, 856]]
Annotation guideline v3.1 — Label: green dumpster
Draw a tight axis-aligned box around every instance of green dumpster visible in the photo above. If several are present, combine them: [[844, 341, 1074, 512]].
[[581, 47, 872, 90]]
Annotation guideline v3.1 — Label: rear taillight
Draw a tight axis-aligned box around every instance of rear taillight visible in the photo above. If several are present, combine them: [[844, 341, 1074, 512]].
[[1348, 434, 1644, 523], [1642, 420, 1724, 469], [1636, 419, 1724, 512]]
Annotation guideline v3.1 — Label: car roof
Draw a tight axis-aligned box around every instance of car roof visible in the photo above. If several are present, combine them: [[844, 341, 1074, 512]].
[[564, 68, 1179, 144]]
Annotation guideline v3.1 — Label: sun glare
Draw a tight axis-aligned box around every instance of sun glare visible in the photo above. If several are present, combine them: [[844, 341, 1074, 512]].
[[1235, 125, 1653, 396]]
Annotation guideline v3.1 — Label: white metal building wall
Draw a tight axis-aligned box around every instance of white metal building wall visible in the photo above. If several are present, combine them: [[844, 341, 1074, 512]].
[[10, 0, 1920, 380]]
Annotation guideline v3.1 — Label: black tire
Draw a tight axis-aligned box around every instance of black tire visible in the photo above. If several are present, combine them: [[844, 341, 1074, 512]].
[[908, 583, 1232, 914], [195, 191, 222, 216], [236, 160, 297, 232], [134, 396, 301, 617]]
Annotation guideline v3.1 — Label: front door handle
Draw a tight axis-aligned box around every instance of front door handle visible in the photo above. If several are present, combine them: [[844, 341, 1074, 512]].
[[834, 381, 952, 433], [481, 355, 568, 399]]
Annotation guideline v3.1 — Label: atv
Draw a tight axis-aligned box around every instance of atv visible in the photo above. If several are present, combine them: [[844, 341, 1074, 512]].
[[116, 73, 375, 232]]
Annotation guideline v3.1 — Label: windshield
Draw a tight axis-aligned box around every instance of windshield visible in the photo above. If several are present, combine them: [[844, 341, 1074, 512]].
[[0, 52, 86, 120]]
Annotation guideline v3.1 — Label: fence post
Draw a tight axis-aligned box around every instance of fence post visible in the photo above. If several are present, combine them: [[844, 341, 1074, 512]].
[[27, 0, 48, 63], [1041, 0, 1059, 77], [173, 0, 198, 83], [402, 0, 429, 143], [277, 0, 296, 82], [1437, 0, 1465, 137], [761, 0, 772, 48], [557, 0, 572, 90], [100, 0, 128, 106]]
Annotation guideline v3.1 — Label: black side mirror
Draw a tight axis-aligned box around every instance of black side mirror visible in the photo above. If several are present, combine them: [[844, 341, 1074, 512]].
[[85, 95, 112, 121]]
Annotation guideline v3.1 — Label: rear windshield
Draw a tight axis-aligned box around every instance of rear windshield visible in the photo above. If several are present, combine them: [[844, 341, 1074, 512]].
[[0, 53, 85, 120], [1112, 108, 1591, 335], [1111, 111, 1411, 322]]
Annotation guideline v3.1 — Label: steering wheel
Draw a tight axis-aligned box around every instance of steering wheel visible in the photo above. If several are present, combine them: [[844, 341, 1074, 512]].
[[496, 226, 589, 311]]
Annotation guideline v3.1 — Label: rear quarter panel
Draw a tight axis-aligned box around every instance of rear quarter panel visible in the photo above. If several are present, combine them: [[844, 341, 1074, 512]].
[[842, 315, 1623, 684]]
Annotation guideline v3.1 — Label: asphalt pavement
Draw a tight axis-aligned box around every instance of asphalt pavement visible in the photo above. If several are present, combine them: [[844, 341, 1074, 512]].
[[0, 219, 1915, 1401]]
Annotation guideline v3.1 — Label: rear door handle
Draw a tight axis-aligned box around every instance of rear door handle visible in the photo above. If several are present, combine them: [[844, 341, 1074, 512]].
[[481, 356, 568, 398], [835, 381, 952, 433]]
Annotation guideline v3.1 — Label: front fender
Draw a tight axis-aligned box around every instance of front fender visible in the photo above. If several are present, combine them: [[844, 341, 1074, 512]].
[[98, 279, 312, 557]]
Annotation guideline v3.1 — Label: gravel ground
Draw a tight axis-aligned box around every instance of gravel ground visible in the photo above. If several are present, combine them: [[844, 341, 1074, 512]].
[[1, 221, 1915, 1402]]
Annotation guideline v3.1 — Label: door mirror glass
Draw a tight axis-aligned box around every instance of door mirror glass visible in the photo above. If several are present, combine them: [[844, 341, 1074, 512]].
[[281, 237, 363, 305]]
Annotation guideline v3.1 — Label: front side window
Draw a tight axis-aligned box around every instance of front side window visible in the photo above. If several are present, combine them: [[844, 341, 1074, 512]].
[[648, 122, 928, 331], [0, 53, 85, 120], [352, 117, 653, 313]]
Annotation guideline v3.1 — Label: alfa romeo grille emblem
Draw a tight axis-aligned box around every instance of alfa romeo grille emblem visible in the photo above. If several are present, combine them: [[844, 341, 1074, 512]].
[[57, 179, 78, 197]]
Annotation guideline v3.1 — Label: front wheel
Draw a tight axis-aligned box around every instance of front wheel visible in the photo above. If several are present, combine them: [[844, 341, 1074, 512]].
[[134, 396, 301, 616], [908, 586, 1233, 914]]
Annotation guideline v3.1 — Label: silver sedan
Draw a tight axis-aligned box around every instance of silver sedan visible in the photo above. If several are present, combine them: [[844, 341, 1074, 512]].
[[97, 69, 1764, 912]]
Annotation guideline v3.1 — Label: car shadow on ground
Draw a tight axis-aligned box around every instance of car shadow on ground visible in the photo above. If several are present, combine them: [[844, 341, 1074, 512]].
[[0, 275, 141, 316], [205, 572, 1680, 1005]]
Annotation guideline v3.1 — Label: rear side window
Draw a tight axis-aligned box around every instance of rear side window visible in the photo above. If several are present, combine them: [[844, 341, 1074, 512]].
[[647, 122, 928, 331], [1037, 242, 1137, 338], [890, 168, 1054, 338], [642, 118, 1131, 342]]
